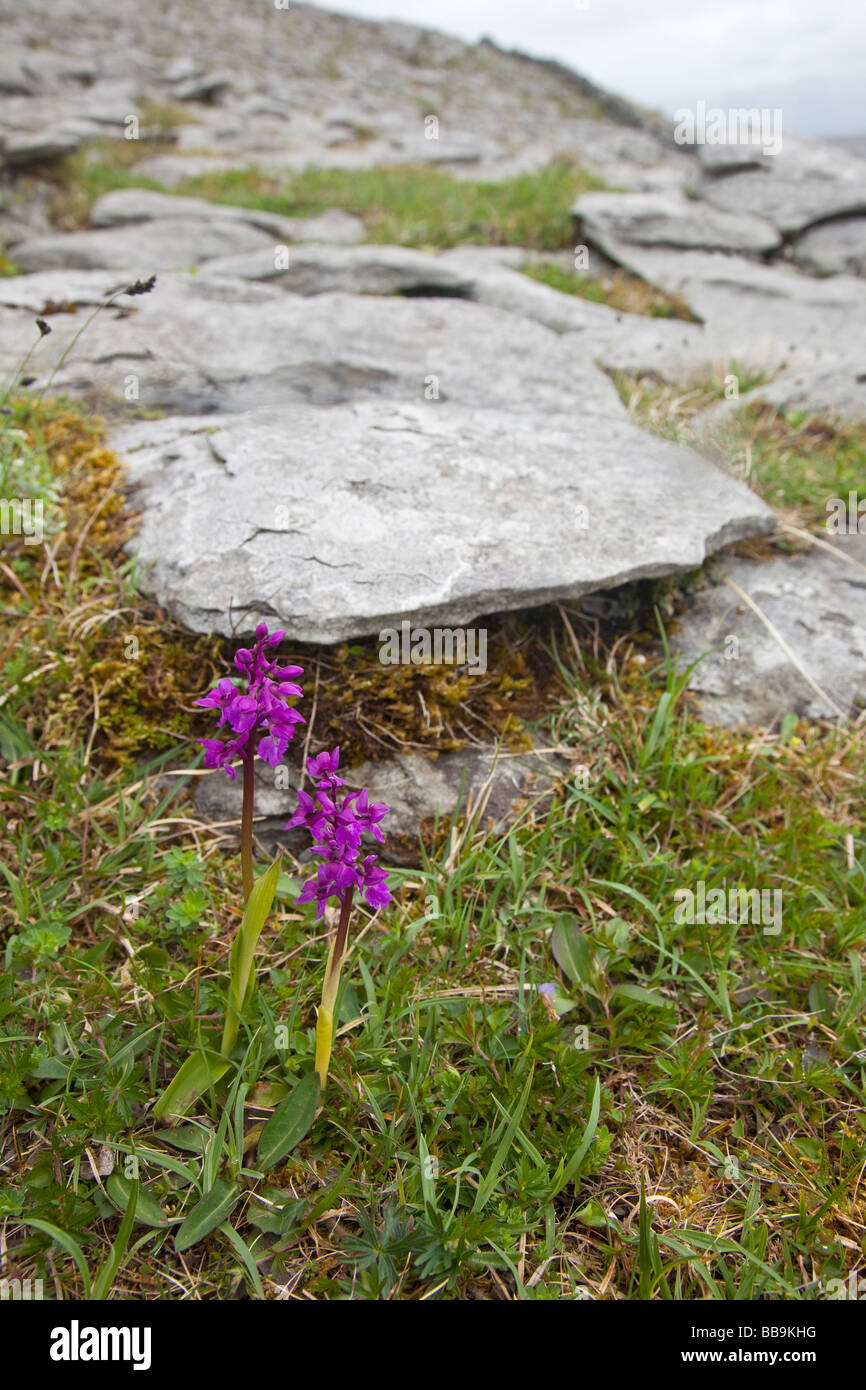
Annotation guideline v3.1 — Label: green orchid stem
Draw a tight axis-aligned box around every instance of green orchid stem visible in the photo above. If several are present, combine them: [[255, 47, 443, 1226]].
[[240, 732, 258, 904], [315, 886, 355, 1090]]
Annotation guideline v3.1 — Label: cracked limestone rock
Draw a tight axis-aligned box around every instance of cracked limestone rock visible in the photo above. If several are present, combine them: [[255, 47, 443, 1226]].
[[114, 399, 774, 644]]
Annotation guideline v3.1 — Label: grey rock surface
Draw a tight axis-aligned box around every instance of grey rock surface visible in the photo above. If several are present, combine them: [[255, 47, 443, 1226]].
[[675, 535, 866, 726], [590, 244, 866, 413], [0, 0, 679, 187], [202, 243, 476, 297], [1, 130, 83, 166], [87, 189, 365, 245], [689, 136, 866, 236], [573, 190, 781, 256], [696, 143, 769, 175], [0, 274, 622, 415], [10, 218, 277, 272], [793, 218, 866, 277], [112, 399, 773, 643]]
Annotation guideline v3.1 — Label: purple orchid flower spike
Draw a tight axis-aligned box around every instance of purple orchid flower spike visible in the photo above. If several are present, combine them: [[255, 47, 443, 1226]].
[[196, 623, 304, 779], [285, 747, 391, 920], [286, 746, 391, 1089], [196, 621, 304, 899]]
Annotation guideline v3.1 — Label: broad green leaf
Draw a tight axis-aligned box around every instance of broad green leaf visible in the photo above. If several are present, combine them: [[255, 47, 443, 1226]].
[[248, 1080, 289, 1109], [779, 711, 798, 744], [551, 916, 592, 985], [221, 857, 281, 1057], [152, 1126, 213, 1154], [417, 1129, 436, 1210], [174, 1178, 240, 1253], [29, 1057, 68, 1079], [105, 1174, 170, 1228], [258, 1072, 321, 1171], [152, 1048, 231, 1121], [612, 983, 667, 1008]]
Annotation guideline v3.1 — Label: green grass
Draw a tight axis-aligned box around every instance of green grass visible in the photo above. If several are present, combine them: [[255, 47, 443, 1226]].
[[609, 365, 866, 524], [37, 141, 176, 231], [176, 160, 608, 250], [138, 101, 198, 131], [40, 148, 607, 249], [182, 161, 606, 248], [523, 260, 697, 321], [2, 391, 864, 1301]]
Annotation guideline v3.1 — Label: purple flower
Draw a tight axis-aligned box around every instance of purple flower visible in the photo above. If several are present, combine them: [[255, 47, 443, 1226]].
[[346, 787, 389, 843], [286, 747, 391, 918], [196, 623, 304, 775], [355, 855, 391, 911], [285, 788, 329, 839], [307, 747, 345, 790]]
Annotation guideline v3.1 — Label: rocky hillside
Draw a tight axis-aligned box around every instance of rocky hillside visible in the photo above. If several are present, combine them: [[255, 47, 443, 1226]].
[[0, 0, 675, 188], [1, 0, 864, 743]]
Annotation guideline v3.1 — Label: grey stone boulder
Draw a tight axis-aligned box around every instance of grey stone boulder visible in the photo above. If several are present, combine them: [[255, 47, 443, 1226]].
[[0, 56, 38, 97], [0, 269, 125, 312], [675, 535, 866, 726], [89, 189, 365, 245], [584, 244, 866, 378], [113, 399, 774, 644], [572, 191, 781, 257], [0, 278, 620, 417], [792, 218, 866, 277], [697, 143, 768, 175], [175, 71, 233, 103], [1, 129, 83, 167], [691, 135, 866, 236], [202, 243, 477, 297], [89, 189, 293, 235], [204, 240, 663, 339], [11, 218, 277, 272]]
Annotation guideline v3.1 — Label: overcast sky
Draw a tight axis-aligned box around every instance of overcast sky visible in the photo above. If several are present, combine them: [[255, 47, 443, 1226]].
[[320, 0, 866, 137]]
